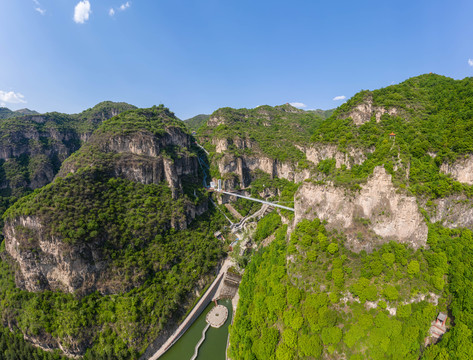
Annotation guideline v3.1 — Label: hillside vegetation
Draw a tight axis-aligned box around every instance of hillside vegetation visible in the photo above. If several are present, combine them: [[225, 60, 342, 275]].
[[0, 101, 137, 234], [311, 74, 473, 198], [230, 219, 472, 360], [199, 104, 324, 162], [230, 74, 473, 360], [0, 107, 39, 119], [183, 114, 209, 131], [0, 106, 226, 359]]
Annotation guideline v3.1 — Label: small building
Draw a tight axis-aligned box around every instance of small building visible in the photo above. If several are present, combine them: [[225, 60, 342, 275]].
[[429, 312, 448, 341], [389, 132, 396, 139], [436, 312, 447, 327], [214, 231, 224, 241], [191, 131, 197, 136]]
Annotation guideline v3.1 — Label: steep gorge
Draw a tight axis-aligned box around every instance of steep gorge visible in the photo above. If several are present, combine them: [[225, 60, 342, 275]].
[[0, 106, 224, 358]]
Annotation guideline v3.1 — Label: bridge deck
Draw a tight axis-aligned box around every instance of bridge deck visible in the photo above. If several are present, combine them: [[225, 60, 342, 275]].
[[219, 191, 294, 211]]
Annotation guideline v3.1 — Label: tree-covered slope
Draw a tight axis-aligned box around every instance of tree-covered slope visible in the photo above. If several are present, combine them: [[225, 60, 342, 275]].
[[0, 106, 225, 359], [309, 74, 473, 198], [0, 107, 39, 119], [183, 114, 209, 131], [229, 74, 473, 360], [230, 219, 473, 360], [199, 104, 324, 162], [306, 108, 335, 119], [73, 101, 137, 125], [0, 101, 137, 228]]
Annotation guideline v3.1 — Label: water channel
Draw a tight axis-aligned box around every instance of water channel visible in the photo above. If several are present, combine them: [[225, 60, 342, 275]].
[[159, 299, 233, 360]]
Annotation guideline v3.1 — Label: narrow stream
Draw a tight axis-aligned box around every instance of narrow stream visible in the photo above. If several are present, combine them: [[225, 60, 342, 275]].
[[159, 299, 233, 360]]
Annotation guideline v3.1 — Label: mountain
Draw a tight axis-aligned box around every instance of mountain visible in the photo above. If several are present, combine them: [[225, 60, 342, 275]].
[[228, 74, 473, 360], [12, 108, 39, 116], [197, 104, 325, 189], [73, 100, 137, 124], [0, 101, 136, 232], [183, 113, 209, 131], [0, 107, 39, 119], [0, 105, 225, 358], [1, 74, 473, 359], [306, 108, 335, 119]]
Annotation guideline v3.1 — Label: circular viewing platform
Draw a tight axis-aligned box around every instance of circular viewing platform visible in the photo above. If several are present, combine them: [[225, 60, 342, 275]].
[[205, 305, 228, 328]]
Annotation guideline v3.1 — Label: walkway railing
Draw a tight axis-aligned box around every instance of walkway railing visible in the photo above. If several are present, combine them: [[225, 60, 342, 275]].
[[191, 324, 210, 360], [218, 191, 294, 212]]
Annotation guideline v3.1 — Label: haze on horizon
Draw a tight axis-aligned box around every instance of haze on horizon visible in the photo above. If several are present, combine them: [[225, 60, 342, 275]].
[[1, 0, 473, 119]]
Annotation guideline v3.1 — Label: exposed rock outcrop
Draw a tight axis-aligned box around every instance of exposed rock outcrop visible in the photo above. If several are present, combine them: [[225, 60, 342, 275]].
[[216, 153, 310, 187], [298, 144, 372, 169], [59, 128, 199, 199], [212, 137, 311, 186], [295, 166, 428, 252], [422, 195, 473, 229], [440, 155, 473, 185], [0, 102, 135, 192], [4, 216, 107, 295], [4, 110, 207, 297], [341, 95, 399, 125]]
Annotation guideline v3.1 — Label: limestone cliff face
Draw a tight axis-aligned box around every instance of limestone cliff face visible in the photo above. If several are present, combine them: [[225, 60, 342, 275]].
[[0, 122, 81, 190], [0, 103, 134, 192], [298, 144, 373, 169], [59, 128, 200, 199], [294, 166, 428, 252], [217, 154, 311, 187], [421, 195, 473, 229], [440, 155, 473, 185], [340, 95, 399, 125], [212, 137, 311, 186], [5, 119, 206, 297], [4, 216, 107, 295], [212, 137, 373, 187]]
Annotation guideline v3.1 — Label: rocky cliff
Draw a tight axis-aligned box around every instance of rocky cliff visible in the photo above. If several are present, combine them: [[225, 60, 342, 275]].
[[198, 105, 325, 188], [0, 101, 136, 194], [4, 215, 107, 295], [59, 120, 200, 199], [212, 137, 311, 187], [298, 143, 373, 169], [339, 94, 399, 125], [4, 106, 207, 297], [294, 166, 428, 252], [440, 155, 473, 185]]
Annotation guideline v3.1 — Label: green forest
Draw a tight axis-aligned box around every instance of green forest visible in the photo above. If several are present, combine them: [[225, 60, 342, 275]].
[[230, 219, 473, 359], [0, 105, 229, 359], [0, 171, 226, 358], [198, 104, 324, 162], [310, 74, 473, 198], [1, 74, 473, 359]]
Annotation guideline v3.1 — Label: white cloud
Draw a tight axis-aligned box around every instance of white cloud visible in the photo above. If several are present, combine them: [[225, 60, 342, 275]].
[[468, 59, 473, 67], [120, 2, 131, 11], [74, 0, 91, 24], [0, 91, 26, 105], [289, 102, 307, 108], [333, 95, 346, 101], [32, 0, 46, 15], [109, 2, 131, 17]]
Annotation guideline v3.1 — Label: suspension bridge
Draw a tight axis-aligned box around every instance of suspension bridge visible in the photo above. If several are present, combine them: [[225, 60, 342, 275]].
[[194, 142, 294, 212]]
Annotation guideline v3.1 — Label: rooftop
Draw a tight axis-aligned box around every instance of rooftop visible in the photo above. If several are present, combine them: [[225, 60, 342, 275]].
[[437, 312, 447, 322]]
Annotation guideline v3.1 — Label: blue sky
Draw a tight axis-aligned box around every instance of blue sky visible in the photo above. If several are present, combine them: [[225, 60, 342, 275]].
[[1, 1, 473, 119]]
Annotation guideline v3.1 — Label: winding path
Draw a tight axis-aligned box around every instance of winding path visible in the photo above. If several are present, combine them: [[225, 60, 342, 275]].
[[190, 324, 210, 360]]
